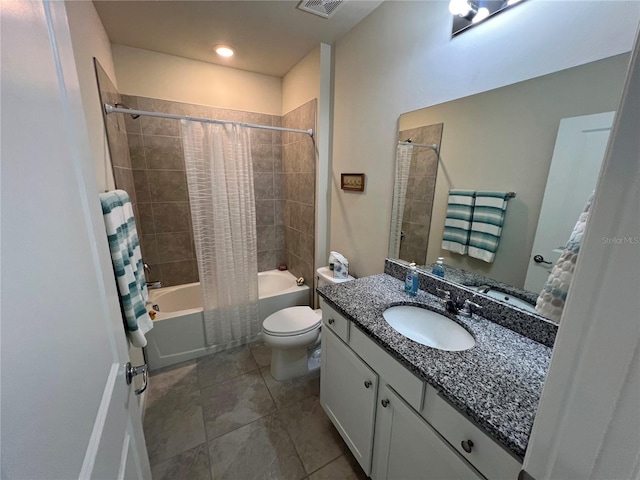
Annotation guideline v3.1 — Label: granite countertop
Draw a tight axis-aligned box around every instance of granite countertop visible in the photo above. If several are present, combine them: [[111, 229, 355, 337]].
[[317, 273, 552, 460]]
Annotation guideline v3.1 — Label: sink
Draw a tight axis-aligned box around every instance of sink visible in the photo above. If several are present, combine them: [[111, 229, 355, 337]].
[[382, 306, 475, 351], [469, 287, 538, 314]]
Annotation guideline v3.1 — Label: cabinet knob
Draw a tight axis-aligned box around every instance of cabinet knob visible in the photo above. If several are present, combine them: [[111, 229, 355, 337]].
[[381, 399, 389, 408], [364, 380, 372, 388], [327, 318, 335, 325], [461, 439, 474, 453]]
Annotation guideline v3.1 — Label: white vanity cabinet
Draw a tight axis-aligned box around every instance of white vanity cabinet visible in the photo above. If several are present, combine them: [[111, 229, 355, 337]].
[[373, 384, 483, 480], [319, 299, 523, 480], [320, 326, 378, 475]]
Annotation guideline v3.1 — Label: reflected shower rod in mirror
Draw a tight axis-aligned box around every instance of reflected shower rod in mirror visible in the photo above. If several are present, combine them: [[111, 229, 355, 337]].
[[103, 103, 314, 137], [398, 140, 439, 152]]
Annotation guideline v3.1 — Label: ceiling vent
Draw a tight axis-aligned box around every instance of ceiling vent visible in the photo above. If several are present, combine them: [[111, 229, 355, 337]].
[[297, 0, 344, 19]]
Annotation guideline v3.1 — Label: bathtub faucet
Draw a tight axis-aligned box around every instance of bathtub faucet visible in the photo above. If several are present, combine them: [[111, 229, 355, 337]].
[[143, 263, 162, 289]]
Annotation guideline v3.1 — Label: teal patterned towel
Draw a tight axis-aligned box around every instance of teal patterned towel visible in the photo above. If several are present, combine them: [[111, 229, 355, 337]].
[[535, 193, 594, 323], [441, 190, 475, 255], [468, 191, 510, 263], [99, 190, 152, 347]]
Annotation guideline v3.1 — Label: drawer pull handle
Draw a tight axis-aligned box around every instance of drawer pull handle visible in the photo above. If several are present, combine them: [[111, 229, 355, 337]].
[[461, 440, 474, 453], [327, 318, 335, 325], [381, 399, 389, 408], [364, 380, 372, 388]]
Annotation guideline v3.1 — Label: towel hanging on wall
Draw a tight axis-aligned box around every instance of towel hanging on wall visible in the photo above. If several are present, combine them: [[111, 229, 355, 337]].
[[99, 190, 153, 347], [441, 189, 476, 255], [468, 191, 510, 263]]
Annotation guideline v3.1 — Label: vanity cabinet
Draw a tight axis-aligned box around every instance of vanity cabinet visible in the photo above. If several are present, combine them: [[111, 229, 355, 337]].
[[319, 299, 523, 480], [320, 326, 378, 476], [373, 384, 483, 480]]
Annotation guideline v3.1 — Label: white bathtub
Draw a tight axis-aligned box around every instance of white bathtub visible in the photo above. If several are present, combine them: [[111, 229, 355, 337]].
[[144, 269, 310, 370]]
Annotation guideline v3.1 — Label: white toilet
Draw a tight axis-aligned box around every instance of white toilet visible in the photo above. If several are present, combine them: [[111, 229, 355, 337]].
[[262, 266, 354, 381]]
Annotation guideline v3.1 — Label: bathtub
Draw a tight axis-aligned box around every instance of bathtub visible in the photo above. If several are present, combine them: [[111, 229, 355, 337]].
[[144, 269, 310, 370]]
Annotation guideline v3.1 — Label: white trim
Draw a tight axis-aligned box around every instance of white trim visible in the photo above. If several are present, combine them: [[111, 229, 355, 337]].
[[117, 431, 131, 480], [79, 363, 120, 480]]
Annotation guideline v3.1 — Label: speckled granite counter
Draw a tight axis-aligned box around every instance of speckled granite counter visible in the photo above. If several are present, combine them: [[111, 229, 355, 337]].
[[317, 273, 552, 460]]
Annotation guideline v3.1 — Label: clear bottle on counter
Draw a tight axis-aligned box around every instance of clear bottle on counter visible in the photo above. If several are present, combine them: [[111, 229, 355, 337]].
[[405, 262, 419, 296], [431, 257, 445, 278]]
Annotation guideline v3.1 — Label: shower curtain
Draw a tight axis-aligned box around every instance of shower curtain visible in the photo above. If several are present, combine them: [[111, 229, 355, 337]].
[[181, 120, 260, 347], [388, 144, 414, 258]]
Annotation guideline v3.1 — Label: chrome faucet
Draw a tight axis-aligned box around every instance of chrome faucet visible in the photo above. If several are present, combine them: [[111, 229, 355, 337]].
[[143, 264, 162, 289], [460, 299, 483, 317], [436, 288, 460, 314]]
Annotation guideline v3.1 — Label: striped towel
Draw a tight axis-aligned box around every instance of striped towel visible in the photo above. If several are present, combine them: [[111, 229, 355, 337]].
[[441, 189, 475, 255], [99, 190, 153, 347], [468, 191, 510, 263]]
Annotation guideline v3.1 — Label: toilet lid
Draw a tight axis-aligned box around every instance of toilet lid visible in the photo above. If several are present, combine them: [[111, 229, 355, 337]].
[[263, 306, 321, 336]]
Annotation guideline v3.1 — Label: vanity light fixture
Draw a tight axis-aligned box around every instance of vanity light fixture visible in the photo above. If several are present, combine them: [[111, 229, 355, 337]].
[[214, 45, 235, 57], [450, 0, 527, 36]]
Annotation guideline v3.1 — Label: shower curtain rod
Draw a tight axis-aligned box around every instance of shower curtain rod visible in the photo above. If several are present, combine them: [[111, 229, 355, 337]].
[[398, 141, 439, 151], [103, 104, 314, 137]]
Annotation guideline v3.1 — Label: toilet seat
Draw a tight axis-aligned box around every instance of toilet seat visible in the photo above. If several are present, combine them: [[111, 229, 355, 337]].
[[263, 306, 321, 337]]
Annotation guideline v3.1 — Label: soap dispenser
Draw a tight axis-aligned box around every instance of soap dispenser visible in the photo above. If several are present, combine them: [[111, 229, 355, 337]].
[[405, 263, 419, 296], [432, 257, 445, 278]]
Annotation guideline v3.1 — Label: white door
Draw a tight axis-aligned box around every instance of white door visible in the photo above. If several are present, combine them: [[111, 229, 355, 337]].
[[1, 2, 151, 479], [524, 111, 614, 292]]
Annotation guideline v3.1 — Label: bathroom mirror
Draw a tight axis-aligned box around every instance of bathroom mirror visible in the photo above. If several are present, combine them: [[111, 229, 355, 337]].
[[389, 53, 631, 319]]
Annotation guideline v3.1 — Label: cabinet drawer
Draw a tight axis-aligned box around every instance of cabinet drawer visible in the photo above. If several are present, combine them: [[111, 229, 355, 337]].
[[350, 325, 424, 411], [421, 384, 522, 480], [320, 299, 350, 342]]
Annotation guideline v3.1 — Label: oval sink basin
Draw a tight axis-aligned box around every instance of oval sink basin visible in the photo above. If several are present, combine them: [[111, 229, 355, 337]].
[[383, 306, 475, 351]]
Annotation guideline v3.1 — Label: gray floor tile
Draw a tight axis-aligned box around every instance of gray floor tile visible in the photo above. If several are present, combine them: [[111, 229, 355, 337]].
[[249, 340, 272, 367], [208, 414, 306, 480], [147, 360, 199, 409], [197, 345, 258, 389], [260, 366, 319, 408], [144, 388, 206, 465], [308, 455, 368, 480], [277, 395, 346, 474], [151, 443, 211, 480], [201, 370, 276, 440]]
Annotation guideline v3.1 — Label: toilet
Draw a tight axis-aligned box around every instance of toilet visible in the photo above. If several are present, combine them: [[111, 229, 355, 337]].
[[262, 266, 354, 381]]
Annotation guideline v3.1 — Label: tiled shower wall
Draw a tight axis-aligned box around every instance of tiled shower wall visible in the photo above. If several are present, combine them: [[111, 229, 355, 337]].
[[282, 100, 317, 288], [107, 94, 316, 288], [396, 123, 443, 265]]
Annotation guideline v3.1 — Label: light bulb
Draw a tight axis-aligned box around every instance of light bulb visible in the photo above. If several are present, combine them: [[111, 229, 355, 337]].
[[472, 7, 490, 23], [449, 0, 471, 17], [214, 45, 234, 57]]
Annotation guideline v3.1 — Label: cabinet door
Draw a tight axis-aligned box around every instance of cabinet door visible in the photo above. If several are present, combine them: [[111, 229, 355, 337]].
[[321, 327, 378, 475], [373, 385, 483, 480]]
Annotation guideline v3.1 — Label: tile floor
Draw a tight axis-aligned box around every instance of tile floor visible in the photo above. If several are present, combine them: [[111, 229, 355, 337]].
[[143, 342, 368, 480]]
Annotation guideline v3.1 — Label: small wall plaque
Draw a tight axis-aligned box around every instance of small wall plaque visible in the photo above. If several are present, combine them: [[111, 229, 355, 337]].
[[341, 173, 365, 192]]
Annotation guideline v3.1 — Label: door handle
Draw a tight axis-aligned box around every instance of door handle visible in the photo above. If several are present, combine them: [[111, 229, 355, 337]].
[[125, 362, 148, 395], [533, 255, 552, 265]]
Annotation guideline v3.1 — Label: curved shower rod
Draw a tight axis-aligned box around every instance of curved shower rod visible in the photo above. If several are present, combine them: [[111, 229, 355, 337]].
[[103, 103, 314, 138]]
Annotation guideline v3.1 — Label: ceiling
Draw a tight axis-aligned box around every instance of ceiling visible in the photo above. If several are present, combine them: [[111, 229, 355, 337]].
[[93, 0, 384, 78]]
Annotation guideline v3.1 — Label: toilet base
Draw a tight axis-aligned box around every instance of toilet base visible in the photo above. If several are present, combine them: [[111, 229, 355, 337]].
[[271, 346, 309, 381], [270, 337, 321, 382]]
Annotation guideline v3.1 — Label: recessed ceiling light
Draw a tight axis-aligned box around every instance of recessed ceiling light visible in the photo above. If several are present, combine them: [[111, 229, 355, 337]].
[[214, 45, 234, 57]]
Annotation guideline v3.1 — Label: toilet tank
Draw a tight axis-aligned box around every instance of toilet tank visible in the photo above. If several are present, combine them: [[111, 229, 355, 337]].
[[316, 266, 354, 288]]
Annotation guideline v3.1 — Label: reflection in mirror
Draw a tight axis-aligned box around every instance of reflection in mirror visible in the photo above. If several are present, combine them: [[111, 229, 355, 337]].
[[389, 124, 443, 264], [389, 53, 630, 321]]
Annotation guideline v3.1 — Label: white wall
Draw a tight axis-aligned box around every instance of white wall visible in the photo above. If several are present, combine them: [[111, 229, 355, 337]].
[[282, 46, 321, 115], [65, 0, 116, 192], [331, 0, 640, 277], [112, 44, 282, 114]]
